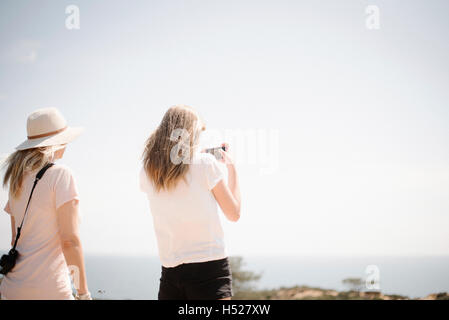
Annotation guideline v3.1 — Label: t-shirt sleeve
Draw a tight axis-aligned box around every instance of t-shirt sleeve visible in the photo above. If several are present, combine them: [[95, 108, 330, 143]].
[[4, 200, 12, 215], [203, 154, 225, 191], [53, 166, 79, 210]]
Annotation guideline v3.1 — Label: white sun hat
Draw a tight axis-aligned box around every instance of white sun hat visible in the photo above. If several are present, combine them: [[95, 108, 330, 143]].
[[16, 107, 84, 151]]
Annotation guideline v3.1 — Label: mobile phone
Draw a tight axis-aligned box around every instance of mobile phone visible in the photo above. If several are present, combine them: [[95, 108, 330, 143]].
[[204, 146, 226, 160]]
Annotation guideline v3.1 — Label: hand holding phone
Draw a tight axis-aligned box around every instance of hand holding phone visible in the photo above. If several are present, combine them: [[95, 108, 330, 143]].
[[204, 145, 227, 160], [205, 143, 233, 165]]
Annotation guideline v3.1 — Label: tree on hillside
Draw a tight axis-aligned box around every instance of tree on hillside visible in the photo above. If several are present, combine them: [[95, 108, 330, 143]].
[[229, 256, 262, 298], [342, 277, 363, 292]]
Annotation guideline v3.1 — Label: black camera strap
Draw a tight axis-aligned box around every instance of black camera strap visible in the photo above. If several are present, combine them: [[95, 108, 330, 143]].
[[12, 163, 54, 251]]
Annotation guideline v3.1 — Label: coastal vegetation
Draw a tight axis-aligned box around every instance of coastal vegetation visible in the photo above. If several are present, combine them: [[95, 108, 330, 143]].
[[229, 256, 449, 300]]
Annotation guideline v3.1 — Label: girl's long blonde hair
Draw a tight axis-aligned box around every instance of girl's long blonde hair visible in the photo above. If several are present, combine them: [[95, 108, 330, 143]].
[[2, 146, 58, 198], [142, 105, 205, 192]]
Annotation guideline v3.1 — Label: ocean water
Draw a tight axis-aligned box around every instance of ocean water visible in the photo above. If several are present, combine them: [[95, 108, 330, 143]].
[[84, 255, 449, 300]]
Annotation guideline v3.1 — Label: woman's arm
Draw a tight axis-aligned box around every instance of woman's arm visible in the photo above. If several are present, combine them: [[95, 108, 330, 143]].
[[211, 143, 241, 222], [10, 216, 16, 247], [57, 199, 89, 296]]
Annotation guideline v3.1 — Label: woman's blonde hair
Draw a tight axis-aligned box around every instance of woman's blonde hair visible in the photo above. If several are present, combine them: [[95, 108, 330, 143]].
[[2, 146, 59, 198], [142, 105, 205, 192]]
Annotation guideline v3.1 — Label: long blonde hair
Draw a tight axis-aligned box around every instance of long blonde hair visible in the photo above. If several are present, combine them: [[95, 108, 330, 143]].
[[2, 146, 58, 198], [142, 105, 205, 192]]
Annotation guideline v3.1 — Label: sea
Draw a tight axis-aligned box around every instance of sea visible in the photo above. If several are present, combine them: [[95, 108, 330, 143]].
[[83, 255, 449, 300]]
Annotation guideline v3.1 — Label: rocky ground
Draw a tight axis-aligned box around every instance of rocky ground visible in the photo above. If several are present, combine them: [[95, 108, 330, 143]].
[[234, 286, 449, 300]]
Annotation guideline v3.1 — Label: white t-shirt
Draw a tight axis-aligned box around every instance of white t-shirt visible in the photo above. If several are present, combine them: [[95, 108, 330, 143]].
[[0, 164, 78, 300], [140, 152, 227, 268]]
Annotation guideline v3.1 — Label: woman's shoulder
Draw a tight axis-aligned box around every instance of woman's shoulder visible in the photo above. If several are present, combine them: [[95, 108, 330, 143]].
[[46, 163, 76, 182], [49, 163, 74, 174]]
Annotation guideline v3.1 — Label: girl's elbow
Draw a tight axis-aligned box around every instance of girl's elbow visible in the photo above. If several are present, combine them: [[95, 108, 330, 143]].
[[60, 235, 81, 249], [231, 214, 240, 222], [227, 208, 241, 222]]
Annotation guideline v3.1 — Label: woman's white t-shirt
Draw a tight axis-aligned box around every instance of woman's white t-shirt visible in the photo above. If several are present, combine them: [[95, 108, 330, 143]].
[[0, 164, 78, 300], [140, 152, 227, 268]]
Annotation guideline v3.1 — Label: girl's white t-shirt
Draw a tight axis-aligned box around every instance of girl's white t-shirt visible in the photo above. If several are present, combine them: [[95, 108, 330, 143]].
[[0, 164, 78, 300], [140, 152, 227, 268]]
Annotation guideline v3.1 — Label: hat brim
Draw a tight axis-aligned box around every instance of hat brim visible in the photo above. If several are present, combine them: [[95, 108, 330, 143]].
[[15, 126, 84, 151]]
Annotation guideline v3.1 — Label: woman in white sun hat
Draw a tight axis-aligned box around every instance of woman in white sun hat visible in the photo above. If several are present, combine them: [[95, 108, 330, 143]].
[[0, 107, 90, 300]]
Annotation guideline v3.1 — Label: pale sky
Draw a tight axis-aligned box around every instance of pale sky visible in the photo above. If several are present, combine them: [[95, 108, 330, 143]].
[[1, 0, 448, 257]]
